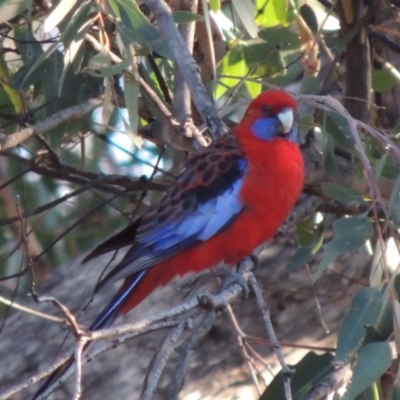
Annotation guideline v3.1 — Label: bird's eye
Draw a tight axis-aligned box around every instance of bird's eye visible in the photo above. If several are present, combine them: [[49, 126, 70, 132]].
[[261, 105, 270, 115]]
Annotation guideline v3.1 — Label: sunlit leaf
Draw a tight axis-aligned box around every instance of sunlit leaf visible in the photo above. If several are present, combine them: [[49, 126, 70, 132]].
[[209, 0, 220, 12], [372, 69, 399, 93], [256, 0, 293, 27], [232, 0, 258, 38], [44, 0, 78, 32]]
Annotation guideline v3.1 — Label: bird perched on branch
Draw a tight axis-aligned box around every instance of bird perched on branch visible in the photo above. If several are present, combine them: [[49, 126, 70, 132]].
[[33, 89, 304, 398]]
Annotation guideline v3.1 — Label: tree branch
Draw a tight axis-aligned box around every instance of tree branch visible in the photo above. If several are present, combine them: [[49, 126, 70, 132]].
[[0, 98, 103, 152], [143, 0, 225, 139]]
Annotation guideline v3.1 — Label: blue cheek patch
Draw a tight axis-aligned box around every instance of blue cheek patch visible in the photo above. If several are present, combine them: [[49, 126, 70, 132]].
[[251, 117, 298, 142], [251, 117, 280, 141]]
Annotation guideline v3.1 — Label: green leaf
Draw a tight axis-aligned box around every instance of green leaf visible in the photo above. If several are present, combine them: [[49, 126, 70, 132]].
[[272, 0, 292, 25], [114, 0, 174, 60], [1, 82, 24, 114], [286, 245, 313, 271], [382, 163, 400, 179], [372, 69, 399, 93], [374, 153, 388, 180], [324, 111, 355, 148], [173, 11, 203, 23], [258, 26, 301, 51], [341, 342, 392, 400], [300, 4, 318, 33], [298, 114, 314, 132], [321, 183, 363, 202], [232, 0, 258, 38], [300, 76, 319, 94], [335, 287, 392, 363], [369, 240, 384, 287], [59, 14, 95, 94], [389, 173, 400, 227], [87, 52, 112, 71], [209, 0, 220, 12], [288, 221, 324, 271], [13, 25, 45, 68], [296, 217, 315, 246], [314, 216, 373, 282], [256, 0, 293, 27], [123, 72, 143, 148], [259, 352, 334, 400], [393, 299, 400, 352]]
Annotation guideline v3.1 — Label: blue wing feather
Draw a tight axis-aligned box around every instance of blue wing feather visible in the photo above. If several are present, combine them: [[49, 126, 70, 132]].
[[103, 177, 244, 284], [95, 135, 247, 287]]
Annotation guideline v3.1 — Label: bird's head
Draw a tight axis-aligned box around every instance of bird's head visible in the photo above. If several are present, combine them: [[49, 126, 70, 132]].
[[237, 90, 298, 143]]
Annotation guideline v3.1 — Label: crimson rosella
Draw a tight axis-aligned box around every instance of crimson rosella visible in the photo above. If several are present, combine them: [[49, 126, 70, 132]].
[[33, 89, 304, 398]]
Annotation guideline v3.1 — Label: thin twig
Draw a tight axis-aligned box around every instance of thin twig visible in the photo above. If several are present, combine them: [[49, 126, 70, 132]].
[[141, 321, 186, 400], [168, 310, 215, 399], [248, 271, 293, 400], [72, 337, 88, 400], [0, 295, 64, 322]]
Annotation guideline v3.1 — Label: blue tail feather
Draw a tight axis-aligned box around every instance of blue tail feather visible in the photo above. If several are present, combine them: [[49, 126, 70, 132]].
[[89, 269, 147, 330]]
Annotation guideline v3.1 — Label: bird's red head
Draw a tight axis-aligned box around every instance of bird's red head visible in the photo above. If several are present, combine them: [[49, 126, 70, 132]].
[[236, 90, 298, 143]]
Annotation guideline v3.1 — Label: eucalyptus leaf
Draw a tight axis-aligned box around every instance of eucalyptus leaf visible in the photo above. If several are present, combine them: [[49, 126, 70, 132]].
[[209, 0, 220, 12], [321, 183, 363, 202], [374, 153, 388, 179], [259, 352, 334, 400], [44, 0, 78, 32], [114, 0, 174, 59], [324, 111, 355, 148], [314, 216, 373, 282], [300, 4, 318, 33], [372, 69, 399, 93], [259, 26, 301, 50], [173, 11, 203, 24], [341, 342, 392, 400], [286, 245, 313, 271], [256, 0, 293, 27], [231, 0, 258, 38], [335, 287, 392, 363], [389, 173, 400, 227], [123, 72, 143, 148]]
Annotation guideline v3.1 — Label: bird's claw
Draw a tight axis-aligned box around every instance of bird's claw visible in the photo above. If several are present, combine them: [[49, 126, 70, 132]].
[[249, 254, 259, 269], [215, 266, 250, 299]]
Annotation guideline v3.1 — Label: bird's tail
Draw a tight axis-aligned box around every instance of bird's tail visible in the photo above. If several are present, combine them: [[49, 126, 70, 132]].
[[32, 270, 148, 399]]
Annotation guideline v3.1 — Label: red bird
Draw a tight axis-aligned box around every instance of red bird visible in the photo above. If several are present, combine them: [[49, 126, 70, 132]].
[[33, 89, 304, 398]]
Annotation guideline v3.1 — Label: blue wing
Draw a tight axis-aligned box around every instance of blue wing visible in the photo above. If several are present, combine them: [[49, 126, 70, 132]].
[[87, 135, 248, 288]]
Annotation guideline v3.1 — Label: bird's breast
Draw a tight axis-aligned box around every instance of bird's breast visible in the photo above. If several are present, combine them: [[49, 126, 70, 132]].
[[238, 139, 304, 239]]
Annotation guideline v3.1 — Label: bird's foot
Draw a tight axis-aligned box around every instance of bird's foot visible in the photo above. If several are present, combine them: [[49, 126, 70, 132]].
[[181, 272, 215, 301], [214, 265, 250, 299], [249, 253, 259, 270]]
